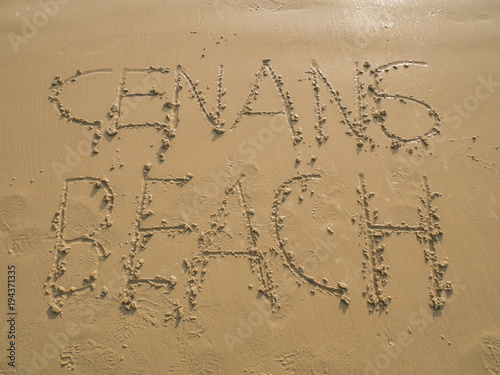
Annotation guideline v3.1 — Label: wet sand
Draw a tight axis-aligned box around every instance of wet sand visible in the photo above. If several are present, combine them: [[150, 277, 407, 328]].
[[1, 0, 499, 374]]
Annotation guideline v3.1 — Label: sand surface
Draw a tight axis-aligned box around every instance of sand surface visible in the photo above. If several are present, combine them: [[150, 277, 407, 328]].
[[1, 0, 500, 374]]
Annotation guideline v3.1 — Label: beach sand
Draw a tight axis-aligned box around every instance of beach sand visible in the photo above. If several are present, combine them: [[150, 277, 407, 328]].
[[1, 0, 499, 374]]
